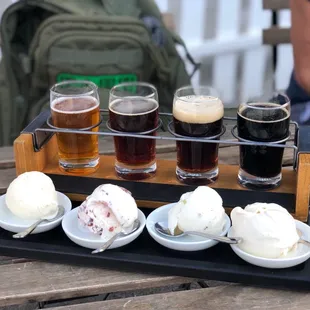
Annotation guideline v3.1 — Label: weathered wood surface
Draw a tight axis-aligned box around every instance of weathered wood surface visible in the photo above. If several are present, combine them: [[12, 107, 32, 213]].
[[0, 261, 193, 307], [0, 146, 14, 168], [0, 168, 15, 194], [263, 0, 290, 10], [48, 285, 310, 310]]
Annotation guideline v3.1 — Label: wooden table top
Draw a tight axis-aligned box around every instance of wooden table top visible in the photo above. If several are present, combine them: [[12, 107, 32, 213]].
[[0, 135, 304, 310]]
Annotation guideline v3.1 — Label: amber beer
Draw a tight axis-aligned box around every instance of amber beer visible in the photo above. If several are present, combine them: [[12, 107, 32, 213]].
[[173, 93, 224, 184], [109, 98, 159, 180], [51, 96, 100, 174]]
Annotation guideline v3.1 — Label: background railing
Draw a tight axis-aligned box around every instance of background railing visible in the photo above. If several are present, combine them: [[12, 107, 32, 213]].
[[156, 0, 293, 107]]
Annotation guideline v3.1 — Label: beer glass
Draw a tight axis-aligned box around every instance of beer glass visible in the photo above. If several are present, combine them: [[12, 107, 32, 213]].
[[108, 82, 159, 180], [237, 92, 291, 190], [173, 86, 224, 184], [50, 80, 100, 175]]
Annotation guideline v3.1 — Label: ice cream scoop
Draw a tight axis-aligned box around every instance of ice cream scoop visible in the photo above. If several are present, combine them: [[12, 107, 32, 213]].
[[230, 203, 300, 258], [78, 184, 138, 241], [168, 186, 226, 236], [5, 171, 58, 220]]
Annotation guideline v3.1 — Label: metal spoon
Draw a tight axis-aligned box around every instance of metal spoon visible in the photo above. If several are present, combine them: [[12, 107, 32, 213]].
[[155, 222, 242, 244], [12, 205, 65, 239], [297, 229, 310, 246], [91, 219, 140, 254]]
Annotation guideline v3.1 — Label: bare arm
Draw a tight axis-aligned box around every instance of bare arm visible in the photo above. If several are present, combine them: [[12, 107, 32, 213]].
[[290, 0, 310, 94]]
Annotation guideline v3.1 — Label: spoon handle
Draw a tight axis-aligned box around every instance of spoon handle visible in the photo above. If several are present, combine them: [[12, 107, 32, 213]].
[[299, 238, 310, 247], [13, 219, 44, 239], [185, 231, 241, 244], [91, 232, 121, 254]]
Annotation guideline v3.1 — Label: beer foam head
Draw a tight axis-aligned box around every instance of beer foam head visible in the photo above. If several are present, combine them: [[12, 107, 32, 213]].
[[51, 96, 99, 114], [173, 95, 224, 123]]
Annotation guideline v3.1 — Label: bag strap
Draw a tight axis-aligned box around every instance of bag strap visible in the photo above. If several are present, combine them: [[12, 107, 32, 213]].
[[171, 32, 201, 79]]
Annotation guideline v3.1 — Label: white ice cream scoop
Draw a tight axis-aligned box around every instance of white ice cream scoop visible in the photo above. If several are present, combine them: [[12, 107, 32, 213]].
[[230, 203, 300, 258], [168, 186, 226, 236], [5, 171, 58, 221]]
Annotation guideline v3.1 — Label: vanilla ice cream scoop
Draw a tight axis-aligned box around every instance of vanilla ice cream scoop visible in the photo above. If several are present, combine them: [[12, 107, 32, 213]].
[[230, 203, 299, 258], [5, 171, 58, 220], [78, 184, 138, 241], [168, 186, 226, 236]]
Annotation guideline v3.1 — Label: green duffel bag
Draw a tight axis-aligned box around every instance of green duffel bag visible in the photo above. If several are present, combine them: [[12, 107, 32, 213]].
[[0, 0, 199, 146]]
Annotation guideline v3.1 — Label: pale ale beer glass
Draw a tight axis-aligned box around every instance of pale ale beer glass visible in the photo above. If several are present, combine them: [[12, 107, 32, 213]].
[[50, 81, 100, 174], [173, 86, 224, 184], [237, 93, 291, 190], [109, 82, 159, 180]]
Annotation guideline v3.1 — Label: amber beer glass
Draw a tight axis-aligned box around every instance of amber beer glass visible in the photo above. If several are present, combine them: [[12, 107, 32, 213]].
[[237, 93, 291, 190], [50, 81, 100, 174], [109, 82, 159, 180], [173, 86, 224, 184]]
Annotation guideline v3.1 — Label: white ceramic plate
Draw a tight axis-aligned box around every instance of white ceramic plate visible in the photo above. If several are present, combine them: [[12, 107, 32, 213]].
[[62, 208, 146, 250], [0, 192, 72, 234], [146, 203, 231, 251], [228, 220, 310, 269]]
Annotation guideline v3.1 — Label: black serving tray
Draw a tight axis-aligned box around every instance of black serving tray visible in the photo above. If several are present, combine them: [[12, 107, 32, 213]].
[[0, 205, 310, 290]]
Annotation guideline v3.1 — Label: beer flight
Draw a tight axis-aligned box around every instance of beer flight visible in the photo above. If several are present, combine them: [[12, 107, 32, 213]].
[[50, 80, 291, 191]]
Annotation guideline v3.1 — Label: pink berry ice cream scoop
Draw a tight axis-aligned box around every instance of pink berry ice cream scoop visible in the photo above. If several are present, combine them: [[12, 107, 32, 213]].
[[78, 184, 138, 241]]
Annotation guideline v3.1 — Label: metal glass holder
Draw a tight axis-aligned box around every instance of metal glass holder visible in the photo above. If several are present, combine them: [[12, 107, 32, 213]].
[[34, 110, 299, 170]]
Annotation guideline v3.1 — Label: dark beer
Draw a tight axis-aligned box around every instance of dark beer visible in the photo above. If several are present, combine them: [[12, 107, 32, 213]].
[[109, 98, 159, 168], [237, 103, 290, 178], [51, 96, 100, 172], [173, 96, 224, 178]]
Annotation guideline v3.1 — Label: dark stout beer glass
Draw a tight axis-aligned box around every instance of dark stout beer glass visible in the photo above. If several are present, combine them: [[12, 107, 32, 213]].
[[237, 93, 291, 190], [173, 86, 224, 184], [50, 81, 100, 175], [109, 82, 159, 180]]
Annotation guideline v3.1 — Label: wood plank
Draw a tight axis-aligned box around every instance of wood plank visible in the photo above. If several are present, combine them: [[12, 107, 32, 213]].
[[0, 262, 193, 307], [47, 285, 310, 310], [41, 154, 303, 218], [0, 256, 30, 265], [0, 146, 14, 168], [263, 0, 289, 10], [43, 155, 296, 195], [0, 144, 294, 170], [263, 27, 291, 45], [0, 168, 15, 194], [0, 146, 295, 195], [0, 144, 294, 171], [0, 136, 176, 168], [295, 153, 310, 221]]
